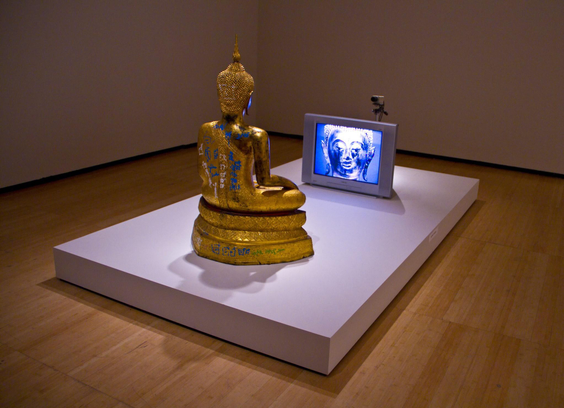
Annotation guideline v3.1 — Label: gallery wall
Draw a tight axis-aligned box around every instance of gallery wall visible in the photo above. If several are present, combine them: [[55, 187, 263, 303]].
[[2, 1, 562, 189], [257, 1, 564, 174], [0, 1, 259, 188]]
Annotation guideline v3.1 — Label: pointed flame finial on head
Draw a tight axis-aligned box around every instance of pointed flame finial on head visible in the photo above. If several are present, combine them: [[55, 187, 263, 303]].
[[216, 35, 254, 115], [233, 35, 241, 63]]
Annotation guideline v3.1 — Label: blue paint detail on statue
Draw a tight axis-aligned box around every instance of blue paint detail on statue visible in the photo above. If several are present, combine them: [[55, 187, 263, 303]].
[[209, 164, 218, 178], [231, 160, 241, 172], [235, 131, 252, 140], [227, 151, 241, 191], [208, 243, 251, 258]]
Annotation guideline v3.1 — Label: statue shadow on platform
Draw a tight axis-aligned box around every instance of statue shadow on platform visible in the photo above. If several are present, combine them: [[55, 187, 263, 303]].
[[168, 252, 311, 301]]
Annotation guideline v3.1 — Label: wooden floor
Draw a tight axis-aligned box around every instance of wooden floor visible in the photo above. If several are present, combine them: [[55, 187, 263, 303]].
[[1, 135, 563, 407]]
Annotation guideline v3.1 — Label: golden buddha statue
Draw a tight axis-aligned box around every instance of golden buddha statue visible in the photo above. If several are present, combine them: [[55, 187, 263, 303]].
[[191, 37, 313, 265]]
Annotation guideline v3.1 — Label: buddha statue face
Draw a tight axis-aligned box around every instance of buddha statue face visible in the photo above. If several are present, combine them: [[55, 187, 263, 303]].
[[323, 127, 375, 180]]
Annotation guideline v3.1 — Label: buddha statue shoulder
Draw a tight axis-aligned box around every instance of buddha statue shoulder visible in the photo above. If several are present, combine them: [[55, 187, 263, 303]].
[[197, 38, 305, 213]]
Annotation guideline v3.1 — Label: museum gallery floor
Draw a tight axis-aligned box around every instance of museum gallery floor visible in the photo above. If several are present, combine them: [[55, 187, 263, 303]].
[[54, 160, 478, 374]]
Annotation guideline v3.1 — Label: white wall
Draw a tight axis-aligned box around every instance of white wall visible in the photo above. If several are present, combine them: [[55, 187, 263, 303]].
[[257, 1, 564, 174], [0, 1, 259, 188]]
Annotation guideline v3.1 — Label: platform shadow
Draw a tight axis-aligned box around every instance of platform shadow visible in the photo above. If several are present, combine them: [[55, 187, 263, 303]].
[[38, 234, 445, 397], [38, 197, 484, 396]]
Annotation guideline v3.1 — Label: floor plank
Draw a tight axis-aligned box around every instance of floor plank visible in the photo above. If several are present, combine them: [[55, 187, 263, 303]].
[[1, 136, 563, 407]]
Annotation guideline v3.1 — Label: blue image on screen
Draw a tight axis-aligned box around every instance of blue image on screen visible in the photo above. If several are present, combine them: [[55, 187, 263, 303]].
[[314, 123, 382, 184]]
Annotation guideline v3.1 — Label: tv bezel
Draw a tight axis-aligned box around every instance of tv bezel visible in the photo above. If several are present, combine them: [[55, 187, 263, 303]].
[[302, 113, 398, 198]]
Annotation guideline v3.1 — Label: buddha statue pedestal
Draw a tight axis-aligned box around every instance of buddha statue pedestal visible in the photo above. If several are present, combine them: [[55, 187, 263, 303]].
[[192, 198, 313, 265]]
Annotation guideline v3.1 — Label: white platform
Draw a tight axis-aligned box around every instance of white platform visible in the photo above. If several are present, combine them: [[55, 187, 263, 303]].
[[54, 160, 478, 374]]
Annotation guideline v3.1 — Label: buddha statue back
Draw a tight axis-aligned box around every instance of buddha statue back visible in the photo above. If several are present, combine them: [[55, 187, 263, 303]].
[[191, 37, 313, 265]]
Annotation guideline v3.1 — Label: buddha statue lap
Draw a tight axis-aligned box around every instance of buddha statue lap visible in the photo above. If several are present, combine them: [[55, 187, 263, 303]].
[[191, 37, 313, 265]]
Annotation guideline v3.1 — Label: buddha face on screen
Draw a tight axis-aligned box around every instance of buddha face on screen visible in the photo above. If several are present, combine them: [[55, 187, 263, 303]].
[[323, 127, 375, 181]]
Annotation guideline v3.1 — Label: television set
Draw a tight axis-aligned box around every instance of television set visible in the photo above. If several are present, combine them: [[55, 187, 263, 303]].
[[302, 113, 398, 198]]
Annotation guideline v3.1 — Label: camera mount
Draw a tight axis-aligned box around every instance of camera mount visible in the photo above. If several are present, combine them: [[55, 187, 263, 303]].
[[371, 95, 388, 121]]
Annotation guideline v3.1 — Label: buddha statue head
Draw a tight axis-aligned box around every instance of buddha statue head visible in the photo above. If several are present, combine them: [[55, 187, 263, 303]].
[[216, 36, 254, 116], [322, 125, 376, 181]]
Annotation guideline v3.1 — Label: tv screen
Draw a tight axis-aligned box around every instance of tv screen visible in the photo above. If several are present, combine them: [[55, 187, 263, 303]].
[[302, 114, 398, 198], [313, 123, 383, 185]]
